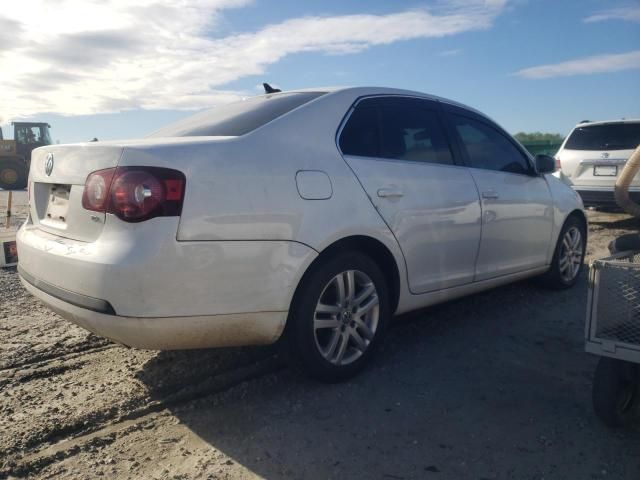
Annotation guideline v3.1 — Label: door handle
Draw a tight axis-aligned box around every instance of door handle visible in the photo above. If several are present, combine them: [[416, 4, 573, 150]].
[[481, 190, 499, 200], [377, 188, 404, 198]]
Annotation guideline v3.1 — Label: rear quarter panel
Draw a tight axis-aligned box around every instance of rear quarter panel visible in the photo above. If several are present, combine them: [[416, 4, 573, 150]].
[[118, 89, 410, 312]]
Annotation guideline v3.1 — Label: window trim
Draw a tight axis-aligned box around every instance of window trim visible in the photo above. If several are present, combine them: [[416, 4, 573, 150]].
[[335, 95, 461, 167], [442, 107, 537, 177]]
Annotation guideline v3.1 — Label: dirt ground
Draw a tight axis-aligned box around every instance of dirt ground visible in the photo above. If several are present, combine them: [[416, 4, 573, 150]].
[[1, 190, 639, 480]]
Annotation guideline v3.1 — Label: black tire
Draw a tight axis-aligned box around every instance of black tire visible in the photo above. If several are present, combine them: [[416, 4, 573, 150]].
[[0, 158, 27, 190], [540, 215, 586, 289], [286, 251, 390, 383], [592, 357, 640, 428]]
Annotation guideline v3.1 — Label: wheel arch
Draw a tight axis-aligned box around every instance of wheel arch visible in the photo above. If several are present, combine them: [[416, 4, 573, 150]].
[[289, 235, 402, 317], [564, 208, 588, 245], [567, 208, 587, 230]]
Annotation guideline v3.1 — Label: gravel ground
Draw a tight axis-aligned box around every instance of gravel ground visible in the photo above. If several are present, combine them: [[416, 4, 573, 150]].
[[1, 189, 639, 480]]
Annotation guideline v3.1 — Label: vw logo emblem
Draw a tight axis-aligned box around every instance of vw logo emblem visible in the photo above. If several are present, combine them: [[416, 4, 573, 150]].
[[601, 152, 610, 159], [45, 153, 54, 176]]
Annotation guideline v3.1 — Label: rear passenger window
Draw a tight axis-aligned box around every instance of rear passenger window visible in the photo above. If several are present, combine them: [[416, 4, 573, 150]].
[[378, 105, 453, 165], [339, 99, 453, 165], [450, 114, 531, 175], [339, 107, 378, 157]]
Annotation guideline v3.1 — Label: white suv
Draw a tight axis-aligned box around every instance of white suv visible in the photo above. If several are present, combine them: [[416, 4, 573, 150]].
[[555, 119, 640, 207]]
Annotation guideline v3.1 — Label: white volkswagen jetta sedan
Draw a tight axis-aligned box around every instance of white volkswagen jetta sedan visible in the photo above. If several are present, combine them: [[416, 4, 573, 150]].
[[17, 87, 586, 381]]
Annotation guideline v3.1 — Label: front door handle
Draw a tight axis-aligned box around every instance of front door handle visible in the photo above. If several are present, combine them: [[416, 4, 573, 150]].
[[481, 190, 499, 200], [377, 188, 404, 198]]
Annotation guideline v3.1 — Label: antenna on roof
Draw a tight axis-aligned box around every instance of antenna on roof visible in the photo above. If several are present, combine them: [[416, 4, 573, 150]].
[[263, 83, 281, 94], [579, 120, 591, 124]]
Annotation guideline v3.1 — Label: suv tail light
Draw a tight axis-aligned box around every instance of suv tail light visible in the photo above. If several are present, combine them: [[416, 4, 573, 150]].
[[555, 156, 562, 171], [82, 167, 185, 222]]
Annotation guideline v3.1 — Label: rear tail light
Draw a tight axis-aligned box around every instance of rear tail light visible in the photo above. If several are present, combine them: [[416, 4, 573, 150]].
[[555, 156, 561, 171], [82, 167, 185, 222]]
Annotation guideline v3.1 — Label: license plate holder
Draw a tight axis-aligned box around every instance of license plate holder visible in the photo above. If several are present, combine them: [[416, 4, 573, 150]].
[[43, 184, 71, 225], [594, 165, 617, 176]]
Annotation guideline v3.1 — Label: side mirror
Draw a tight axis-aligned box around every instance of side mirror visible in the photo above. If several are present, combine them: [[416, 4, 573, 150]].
[[535, 154, 556, 174]]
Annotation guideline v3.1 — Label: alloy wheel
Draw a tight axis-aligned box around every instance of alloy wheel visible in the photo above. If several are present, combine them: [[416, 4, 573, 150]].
[[313, 269, 379, 366], [558, 226, 583, 282]]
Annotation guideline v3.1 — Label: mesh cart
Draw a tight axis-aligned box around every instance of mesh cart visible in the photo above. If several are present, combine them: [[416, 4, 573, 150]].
[[586, 251, 640, 427]]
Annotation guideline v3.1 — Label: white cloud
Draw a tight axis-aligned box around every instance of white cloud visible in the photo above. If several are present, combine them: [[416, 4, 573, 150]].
[[584, 5, 640, 23], [514, 50, 640, 79], [0, 0, 507, 123]]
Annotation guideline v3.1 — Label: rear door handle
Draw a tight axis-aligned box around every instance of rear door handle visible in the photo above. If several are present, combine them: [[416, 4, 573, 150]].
[[481, 190, 499, 200], [377, 188, 404, 198]]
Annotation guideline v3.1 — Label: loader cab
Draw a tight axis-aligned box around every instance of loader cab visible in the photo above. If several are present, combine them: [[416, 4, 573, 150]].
[[12, 122, 52, 161]]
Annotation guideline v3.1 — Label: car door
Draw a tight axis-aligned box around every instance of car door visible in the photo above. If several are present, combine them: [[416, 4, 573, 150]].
[[338, 96, 482, 294], [442, 105, 554, 281]]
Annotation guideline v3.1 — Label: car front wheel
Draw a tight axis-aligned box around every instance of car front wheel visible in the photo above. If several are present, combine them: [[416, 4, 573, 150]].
[[541, 215, 586, 289], [287, 252, 390, 382]]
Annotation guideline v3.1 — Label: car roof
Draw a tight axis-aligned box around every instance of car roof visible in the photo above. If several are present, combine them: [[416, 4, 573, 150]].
[[12, 122, 51, 127], [572, 119, 640, 128], [287, 85, 490, 119]]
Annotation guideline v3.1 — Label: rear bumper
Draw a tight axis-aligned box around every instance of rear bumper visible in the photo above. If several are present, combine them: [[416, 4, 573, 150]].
[[20, 273, 287, 349], [16, 218, 318, 349], [573, 187, 640, 208], [19, 266, 115, 314]]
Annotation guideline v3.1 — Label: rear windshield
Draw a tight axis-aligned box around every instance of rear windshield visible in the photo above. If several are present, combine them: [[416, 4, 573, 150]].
[[148, 92, 325, 137], [565, 123, 640, 151]]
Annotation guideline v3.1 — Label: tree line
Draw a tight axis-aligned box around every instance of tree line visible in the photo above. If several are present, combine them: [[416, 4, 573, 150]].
[[514, 132, 564, 144]]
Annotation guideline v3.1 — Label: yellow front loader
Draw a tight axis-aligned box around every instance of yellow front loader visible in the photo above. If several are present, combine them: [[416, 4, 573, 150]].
[[0, 122, 52, 190]]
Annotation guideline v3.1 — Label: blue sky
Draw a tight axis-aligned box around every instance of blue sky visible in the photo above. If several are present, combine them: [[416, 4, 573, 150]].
[[1, 0, 639, 143]]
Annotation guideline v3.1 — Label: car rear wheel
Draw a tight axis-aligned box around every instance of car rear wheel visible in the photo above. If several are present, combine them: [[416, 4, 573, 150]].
[[287, 252, 390, 382], [540, 215, 586, 289]]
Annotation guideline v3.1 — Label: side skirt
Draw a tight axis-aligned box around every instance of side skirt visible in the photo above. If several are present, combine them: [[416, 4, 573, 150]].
[[395, 266, 549, 315]]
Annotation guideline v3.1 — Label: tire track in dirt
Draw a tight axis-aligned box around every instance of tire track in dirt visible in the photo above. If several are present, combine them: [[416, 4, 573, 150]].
[[1, 354, 283, 478], [0, 341, 116, 372], [1, 265, 283, 476]]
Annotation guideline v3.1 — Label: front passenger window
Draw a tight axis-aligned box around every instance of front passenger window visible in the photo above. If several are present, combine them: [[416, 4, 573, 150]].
[[450, 114, 531, 175]]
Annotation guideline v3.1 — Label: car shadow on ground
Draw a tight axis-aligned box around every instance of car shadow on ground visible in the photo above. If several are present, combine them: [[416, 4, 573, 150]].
[[138, 271, 640, 479]]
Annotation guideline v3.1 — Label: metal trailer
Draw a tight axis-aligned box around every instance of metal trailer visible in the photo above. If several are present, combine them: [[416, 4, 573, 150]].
[[586, 251, 640, 427]]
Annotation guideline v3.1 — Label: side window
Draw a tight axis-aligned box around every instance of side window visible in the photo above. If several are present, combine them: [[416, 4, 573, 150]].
[[450, 114, 531, 175], [16, 127, 39, 144], [16, 128, 27, 143], [339, 107, 379, 157], [378, 104, 453, 165]]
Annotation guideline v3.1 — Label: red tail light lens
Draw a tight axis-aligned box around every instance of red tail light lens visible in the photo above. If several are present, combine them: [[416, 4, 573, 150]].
[[110, 170, 163, 220], [555, 156, 561, 171], [82, 169, 115, 211], [82, 167, 185, 222]]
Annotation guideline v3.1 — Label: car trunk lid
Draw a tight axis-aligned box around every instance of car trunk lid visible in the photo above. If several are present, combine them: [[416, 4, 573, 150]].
[[29, 144, 123, 242], [558, 148, 638, 187]]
